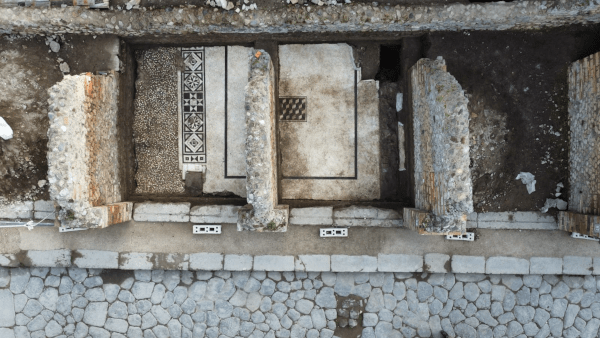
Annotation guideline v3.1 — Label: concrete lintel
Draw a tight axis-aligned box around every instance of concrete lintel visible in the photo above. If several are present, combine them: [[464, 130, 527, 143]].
[[254, 255, 294, 271], [486, 256, 530, 275], [331, 255, 377, 272], [563, 256, 593, 275], [73, 250, 119, 269], [530, 257, 563, 275], [378, 254, 423, 272], [451, 255, 485, 274]]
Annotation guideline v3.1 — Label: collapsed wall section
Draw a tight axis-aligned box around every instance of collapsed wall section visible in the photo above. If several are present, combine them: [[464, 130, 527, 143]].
[[47, 72, 131, 228], [238, 50, 288, 232], [559, 52, 600, 237], [407, 57, 472, 234]]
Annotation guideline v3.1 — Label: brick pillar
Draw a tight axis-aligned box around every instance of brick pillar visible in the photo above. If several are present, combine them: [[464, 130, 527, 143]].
[[237, 50, 289, 232]]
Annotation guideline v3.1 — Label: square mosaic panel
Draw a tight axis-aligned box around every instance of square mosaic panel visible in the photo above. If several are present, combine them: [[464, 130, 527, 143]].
[[279, 97, 307, 121], [180, 47, 206, 164]]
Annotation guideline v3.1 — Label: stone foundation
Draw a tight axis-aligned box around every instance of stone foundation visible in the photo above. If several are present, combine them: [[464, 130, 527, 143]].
[[47, 72, 131, 228], [238, 50, 289, 232], [407, 57, 473, 235], [559, 52, 600, 237]]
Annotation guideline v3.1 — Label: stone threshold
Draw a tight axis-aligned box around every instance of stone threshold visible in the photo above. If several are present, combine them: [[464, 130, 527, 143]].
[[0, 250, 596, 276]]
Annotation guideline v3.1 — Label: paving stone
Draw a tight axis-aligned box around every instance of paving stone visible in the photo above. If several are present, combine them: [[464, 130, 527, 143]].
[[224, 255, 253, 271], [73, 250, 119, 269], [84, 302, 108, 327], [502, 276, 524, 292], [487, 257, 529, 275], [254, 256, 294, 272], [514, 306, 535, 324], [449, 281, 464, 300], [455, 322, 477, 338], [189, 253, 223, 271], [551, 282, 570, 298], [417, 282, 433, 302], [424, 254, 450, 273], [58, 277, 73, 295], [294, 256, 330, 272]]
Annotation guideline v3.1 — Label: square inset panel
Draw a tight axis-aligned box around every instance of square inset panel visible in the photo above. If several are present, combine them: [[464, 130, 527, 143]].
[[280, 97, 307, 121]]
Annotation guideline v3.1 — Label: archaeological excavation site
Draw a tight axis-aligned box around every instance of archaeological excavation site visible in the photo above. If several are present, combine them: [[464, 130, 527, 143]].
[[1, 0, 600, 337]]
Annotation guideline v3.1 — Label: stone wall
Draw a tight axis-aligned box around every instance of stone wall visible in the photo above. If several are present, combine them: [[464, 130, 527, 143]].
[[238, 50, 288, 232], [0, 1, 599, 38], [47, 72, 131, 228], [559, 52, 600, 237], [2, 267, 600, 338], [409, 57, 473, 235]]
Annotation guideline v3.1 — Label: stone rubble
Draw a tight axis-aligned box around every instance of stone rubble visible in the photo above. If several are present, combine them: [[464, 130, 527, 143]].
[[1, 268, 600, 338]]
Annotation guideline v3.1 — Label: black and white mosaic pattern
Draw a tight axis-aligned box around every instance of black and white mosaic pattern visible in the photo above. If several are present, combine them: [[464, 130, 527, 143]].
[[279, 97, 307, 122], [181, 48, 206, 164]]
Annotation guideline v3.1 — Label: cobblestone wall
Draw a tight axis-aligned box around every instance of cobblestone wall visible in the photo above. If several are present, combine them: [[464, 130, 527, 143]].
[[410, 57, 472, 235], [559, 52, 600, 237], [2, 268, 600, 338], [47, 73, 131, 228]]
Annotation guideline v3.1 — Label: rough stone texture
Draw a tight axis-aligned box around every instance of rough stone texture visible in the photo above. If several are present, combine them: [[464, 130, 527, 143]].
[[133, 202, 191, 223], [237, 50, 288, 232], [46, 72, 131, 228], [408, 57, 473, 235], [3, 269, 600, 338], [333, 206, 401, 227], [486, 257, 530, 275], [0, 201, 33, 219], [289, 208, 333, 226], [190, 205, 240, 224], [559, 52, 600, 237]]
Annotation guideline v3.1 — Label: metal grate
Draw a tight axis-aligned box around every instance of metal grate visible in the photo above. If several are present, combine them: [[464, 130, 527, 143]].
[[59, 227, 88, 233], [446, 232, 475, 241], [193, 225, 222, 234], [320, 228, 348, 238]]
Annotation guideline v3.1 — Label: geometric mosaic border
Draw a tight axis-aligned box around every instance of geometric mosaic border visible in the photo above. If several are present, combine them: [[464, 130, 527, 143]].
[[180, 47, 206, 164], [279, 96, 307, 122]]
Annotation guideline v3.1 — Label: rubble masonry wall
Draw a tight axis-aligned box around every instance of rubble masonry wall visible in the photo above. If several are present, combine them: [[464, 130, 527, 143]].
[[410, 57, 472, 234], [47, 72, 127, 228]]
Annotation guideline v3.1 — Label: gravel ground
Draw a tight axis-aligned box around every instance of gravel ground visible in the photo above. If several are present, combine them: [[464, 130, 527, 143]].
[[133, 47, 185, 196], [2, 268, 600, 338]]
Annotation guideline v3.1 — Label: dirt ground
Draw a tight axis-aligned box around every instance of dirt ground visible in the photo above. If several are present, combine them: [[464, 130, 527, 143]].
[[0, 34, 127, 205], [425, 25, 600, 212]]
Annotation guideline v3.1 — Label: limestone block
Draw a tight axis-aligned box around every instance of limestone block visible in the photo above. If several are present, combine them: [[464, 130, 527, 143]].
[[410, 57, 473, 234], [119, 252, 154, 270], [0, 254, 18, 267], [189, 253, 223, 271], [237, 50, 288, 232], [134, 202, 190, 223], [377, 254, 423, 272], [73, 250, 119, 269], [477, 211, 557, 230], [451, 255, 485, 274], [47, 72, 125, 228], [331, 255, 377, 272], [333, 206, 402, 227], [530, 257, 563, 275], [289, 207, 333, 225], [594, 257, 600, 275], [563, 256, 593, 275], [425, 253, 450, 273], [485, 257, 529, 275], [33, 200, 55, 220], [224, 255, 253, 271], [0, 201, 33, 219], [253, 255, 294, 271], [26, 250, 71, 267], [295, 255, 331, 272], [190, 205, 241, 224]]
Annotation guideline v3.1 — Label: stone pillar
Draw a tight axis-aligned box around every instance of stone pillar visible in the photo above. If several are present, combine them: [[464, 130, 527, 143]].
[[237, 50, 289, 232], [47, 72, 132, 228], [405, 57, 473, 235], [559, 52, 600, 237]]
